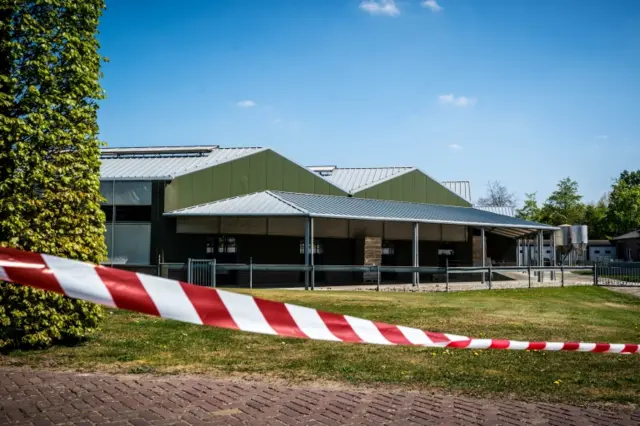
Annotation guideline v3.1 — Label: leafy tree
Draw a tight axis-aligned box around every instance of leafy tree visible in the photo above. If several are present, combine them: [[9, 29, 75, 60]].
[[516, 192, 541, 221], [476, 180, 516, 207], [583, 197, 609, 240], [538, 178, 585, 226], [607, 170, 640, 237], [0, 0, 107, 349]]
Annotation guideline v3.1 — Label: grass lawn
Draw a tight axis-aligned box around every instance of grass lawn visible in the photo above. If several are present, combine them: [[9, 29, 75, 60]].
[[2, 286, 640, 406]]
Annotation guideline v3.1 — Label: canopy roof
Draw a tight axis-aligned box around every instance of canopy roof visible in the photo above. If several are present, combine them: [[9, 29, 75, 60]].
[[165, 191, 557, 238]]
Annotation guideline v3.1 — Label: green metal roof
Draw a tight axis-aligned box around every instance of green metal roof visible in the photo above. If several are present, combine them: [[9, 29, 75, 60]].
[[165, 191, 557, 237]]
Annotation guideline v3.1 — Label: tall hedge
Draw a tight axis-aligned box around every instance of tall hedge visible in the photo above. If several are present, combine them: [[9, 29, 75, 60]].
[[0, 0, 107, 349]]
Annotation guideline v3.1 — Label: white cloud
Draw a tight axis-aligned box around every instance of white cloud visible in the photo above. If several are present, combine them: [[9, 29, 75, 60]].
[[236, 100, 256, 108], [422, 0, 443, 12], [438, 94, 477, 107], [359, 0, 400, 16], [448, 143, 463, 151]]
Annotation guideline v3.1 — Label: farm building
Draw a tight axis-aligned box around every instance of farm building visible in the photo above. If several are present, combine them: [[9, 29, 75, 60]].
[[99, 145, 556, 285]]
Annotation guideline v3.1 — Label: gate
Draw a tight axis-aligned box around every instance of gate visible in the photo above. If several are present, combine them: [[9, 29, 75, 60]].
[[187, 259, 216, 287], [595, 262, 640, 286]]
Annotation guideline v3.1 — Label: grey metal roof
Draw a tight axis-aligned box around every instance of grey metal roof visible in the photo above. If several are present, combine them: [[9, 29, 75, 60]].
[[165, 191, 557, 236], [475, 206, 516, 217], [612, 230, 640, 241], [100, 147, 266, 180], [441, 181, 471, 203], [307, 167, 415, 193], [167, 192, 305, 216]]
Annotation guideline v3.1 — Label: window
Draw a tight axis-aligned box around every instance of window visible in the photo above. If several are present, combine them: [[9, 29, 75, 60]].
[[104, 223, 151, 264], [218, 236, 236, 253], [102, 205, 152, 222], [299, 240, 323, 254], [382, 242, 394, 256], [605, 250, 611, 254], [100, 181, 152, 205], [594, 250, 600, 254]]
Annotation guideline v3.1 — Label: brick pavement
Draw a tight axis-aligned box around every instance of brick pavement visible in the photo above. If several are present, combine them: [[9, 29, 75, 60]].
[[1, 367, 638, 426]]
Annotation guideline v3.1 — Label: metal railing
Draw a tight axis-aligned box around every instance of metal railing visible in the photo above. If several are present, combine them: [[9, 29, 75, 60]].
[[594, 262, 640, 287], [172, 259, 607, 291]]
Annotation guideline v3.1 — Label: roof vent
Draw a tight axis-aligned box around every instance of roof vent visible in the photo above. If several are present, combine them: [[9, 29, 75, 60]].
[[100, 145, 219, 159], [309, 165, 337, 177]]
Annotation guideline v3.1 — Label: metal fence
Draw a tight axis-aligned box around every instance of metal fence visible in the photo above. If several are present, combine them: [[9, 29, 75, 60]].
[[594, 262, 640, 287], [170, 259, 612, 291]]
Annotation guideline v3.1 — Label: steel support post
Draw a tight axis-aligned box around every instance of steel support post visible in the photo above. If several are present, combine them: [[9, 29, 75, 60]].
[[538, 230, 544, 282], [304, 218, 310, 290], [481, 228, 486, 284], [310, 217, 315, 290], [412, 223, 419, 286]]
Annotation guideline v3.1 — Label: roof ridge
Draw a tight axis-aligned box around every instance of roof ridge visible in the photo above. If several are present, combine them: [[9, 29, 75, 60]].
[[333, 166, 414, 170], [265, 191, 309, 215]]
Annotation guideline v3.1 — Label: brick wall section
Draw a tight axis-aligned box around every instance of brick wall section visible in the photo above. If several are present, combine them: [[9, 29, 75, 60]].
[[364, 237, 382, 266]]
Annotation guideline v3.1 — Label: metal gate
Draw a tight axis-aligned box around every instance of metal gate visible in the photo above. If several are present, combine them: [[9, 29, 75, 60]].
[[595, 262, 640, 286], [187, 259, 216, 287]]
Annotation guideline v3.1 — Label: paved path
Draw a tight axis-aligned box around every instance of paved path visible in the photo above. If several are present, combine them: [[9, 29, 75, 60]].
[[1, 367, 638, 426]]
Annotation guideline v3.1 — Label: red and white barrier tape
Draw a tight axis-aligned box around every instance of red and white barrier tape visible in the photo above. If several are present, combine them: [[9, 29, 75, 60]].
[[0, 247, 637, 354]]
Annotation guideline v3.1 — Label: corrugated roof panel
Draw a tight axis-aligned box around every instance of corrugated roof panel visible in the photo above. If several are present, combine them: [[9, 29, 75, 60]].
[[475, 206, 516, 217], [165, 190, 556, 232], [441, 181, 471, 203], [166, 192, 305, 216], [314, 167, 414, 193], [100, 147, 265, 180], [272, 192, 551, 229]]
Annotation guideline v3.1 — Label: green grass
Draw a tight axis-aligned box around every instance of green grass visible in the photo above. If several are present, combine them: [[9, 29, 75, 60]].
[[2, 287, 640, 406]]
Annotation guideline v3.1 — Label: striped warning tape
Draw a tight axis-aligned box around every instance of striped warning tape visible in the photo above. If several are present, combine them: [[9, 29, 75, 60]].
[[0, 247, 638, 353]]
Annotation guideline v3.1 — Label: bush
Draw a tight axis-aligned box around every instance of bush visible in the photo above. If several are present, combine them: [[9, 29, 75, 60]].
[[0, 1, 107, 350], [0, 285, 103, 350]]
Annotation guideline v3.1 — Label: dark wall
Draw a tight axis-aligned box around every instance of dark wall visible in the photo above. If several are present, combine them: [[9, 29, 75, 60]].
[[616, 239, 640, 261], [486, 233, 517, 265]]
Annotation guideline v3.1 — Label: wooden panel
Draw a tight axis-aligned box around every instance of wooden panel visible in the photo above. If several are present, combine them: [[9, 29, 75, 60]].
[[220, 217, 268, 235], [267, 217, 306, 237], [176, 217, 220, 234], [349, 220, 383, 238], [383, 221, 412, 240], [442, 224, 467, 242], [419, 223, 441, 241], [314, 218, 349, 238]]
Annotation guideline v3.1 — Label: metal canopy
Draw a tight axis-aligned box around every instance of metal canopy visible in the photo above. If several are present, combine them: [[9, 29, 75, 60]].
[[165, 191, 558, 237]]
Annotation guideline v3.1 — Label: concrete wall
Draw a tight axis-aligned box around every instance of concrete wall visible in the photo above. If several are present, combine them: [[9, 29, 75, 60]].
[[353, 169, 471, 207]]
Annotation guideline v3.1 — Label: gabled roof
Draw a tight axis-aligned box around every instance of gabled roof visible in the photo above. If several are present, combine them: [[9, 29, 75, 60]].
[[100, 146, 266, 180], [308, 166, 415, 193], [441, 181, 472, 203], [165, 191, 557, 237], [612, 230, 640, 241]]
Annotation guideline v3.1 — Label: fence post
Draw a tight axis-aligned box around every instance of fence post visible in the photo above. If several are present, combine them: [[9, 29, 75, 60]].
[[212, 259, 217, 288], [376, 265, 381, 292], [560, 264, 564, 288], [488, 264, 492, 290], [157, 255, 161, 277], [249, 257, 253, 289], [445, 257, 449, 293], [528, 264, 531, 288], [593, 263, 598, 286], [187, 258, 192, 284]]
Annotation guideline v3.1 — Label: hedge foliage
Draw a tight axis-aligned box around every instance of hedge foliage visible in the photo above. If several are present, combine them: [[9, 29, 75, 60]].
[[0, 0, 107, 349]]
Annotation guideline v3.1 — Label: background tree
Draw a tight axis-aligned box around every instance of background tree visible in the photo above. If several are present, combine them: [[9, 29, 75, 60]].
[[538, 177, 585, 225], [476, 180, 516, 207], [607, 170, 640, 237], [515, 192, 541, 221], [0, 0, 107, 349], [583, 196, 609, 240]]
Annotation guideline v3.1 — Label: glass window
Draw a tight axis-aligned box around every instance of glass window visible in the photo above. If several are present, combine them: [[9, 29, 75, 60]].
[[100, 181, 152, 205], [594, 250, 600, 254], [104, 222, 151, 264], [299, 240, 323, 254]]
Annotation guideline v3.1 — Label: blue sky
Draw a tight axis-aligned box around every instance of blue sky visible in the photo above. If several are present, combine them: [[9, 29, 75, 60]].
[[97, 0, 640, 205]]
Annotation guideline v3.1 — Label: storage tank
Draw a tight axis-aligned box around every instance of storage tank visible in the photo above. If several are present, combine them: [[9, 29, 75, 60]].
[[558, 224, 572, 247], [570, 225, 588, 248]]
